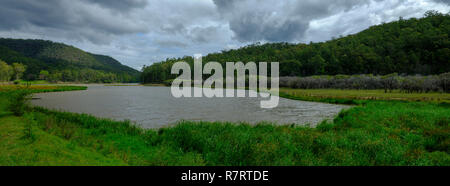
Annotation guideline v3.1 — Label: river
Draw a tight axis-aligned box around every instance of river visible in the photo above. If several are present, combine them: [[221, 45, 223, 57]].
[[31, 85, 350, 128]]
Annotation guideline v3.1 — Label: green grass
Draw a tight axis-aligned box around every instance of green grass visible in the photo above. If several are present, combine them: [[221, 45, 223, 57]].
[[0, 115, 126, 166], [17, 80, 49, 85], [23, 101, 448, 166], [0, 85, 124, 165], [0, 85, 449, 166], [279, 88, 450, 104], [0, 85, 86, 93]]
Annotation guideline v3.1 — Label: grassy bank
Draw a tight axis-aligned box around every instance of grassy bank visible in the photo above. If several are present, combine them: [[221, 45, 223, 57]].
[[0, 85, 86, 93], [0, 85, 123, 165], [278, 88, 450, 105], [0, 85, 448, 165]]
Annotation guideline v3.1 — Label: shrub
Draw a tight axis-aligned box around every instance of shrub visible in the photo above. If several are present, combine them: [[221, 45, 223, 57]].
[[8, 90, 31, 116], [22, 113, 37, 142], [280, 73, 449, 93], [163, 79, 174, 86]]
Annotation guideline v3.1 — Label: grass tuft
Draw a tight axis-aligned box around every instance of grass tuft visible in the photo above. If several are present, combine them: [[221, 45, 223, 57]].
[[0, 85, 449, 166]]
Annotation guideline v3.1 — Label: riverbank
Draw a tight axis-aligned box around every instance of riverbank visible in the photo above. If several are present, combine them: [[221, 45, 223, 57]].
[[31, 85, 348, 127], [279, 88, 450, 104], [0, 85, 449, 165]]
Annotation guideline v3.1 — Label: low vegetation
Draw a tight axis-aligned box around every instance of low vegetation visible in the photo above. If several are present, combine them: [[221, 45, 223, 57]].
[[278, 88, 450, 104], [280, 73, 450, 93], [0, 85, 448, 166], [0, 85, 86, 92]]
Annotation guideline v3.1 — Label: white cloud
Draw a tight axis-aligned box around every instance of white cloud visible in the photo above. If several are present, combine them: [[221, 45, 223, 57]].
[[305, 0, 450, 43]]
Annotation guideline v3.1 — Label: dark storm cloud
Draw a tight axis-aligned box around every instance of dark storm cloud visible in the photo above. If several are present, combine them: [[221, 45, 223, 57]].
[[0, 0, 63, 30], [228, 14, 309, 42], [432, 0, 450, 5], [188, 26, 225, 43], [0, 0, 148, 44], [212, 0, 376, 42], [0, 0, 448, 69], [160, 23, 187, 35], [155, 40, 188, 48]]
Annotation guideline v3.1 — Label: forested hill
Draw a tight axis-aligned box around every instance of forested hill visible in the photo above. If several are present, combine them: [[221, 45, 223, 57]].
[[142, 11, 450, 83], [0, 38, 140, 83]]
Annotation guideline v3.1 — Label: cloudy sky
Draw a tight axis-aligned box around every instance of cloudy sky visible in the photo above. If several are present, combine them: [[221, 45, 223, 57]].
[[0, 0, 449, 70]]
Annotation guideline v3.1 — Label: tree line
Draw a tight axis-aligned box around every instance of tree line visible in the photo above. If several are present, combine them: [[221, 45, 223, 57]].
[[142, 11, 450, 86], [0, 39, 140, 83], [0, 58, 134, 83], [0, 59, 26, 82], [280, 73, 450, 93], [38, 68, 136, 83]]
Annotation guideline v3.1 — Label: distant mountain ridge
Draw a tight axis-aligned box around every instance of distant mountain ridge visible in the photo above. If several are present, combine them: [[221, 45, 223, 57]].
[[0, 38, 140, 82]]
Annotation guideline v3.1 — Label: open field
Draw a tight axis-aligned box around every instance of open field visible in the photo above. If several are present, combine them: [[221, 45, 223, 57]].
[[17, 80, 49, 85], [0, 115, 126, 166], [0, 85, 448, 165], [279, 88, 450, 104], [0, 85, 86, 92], [0, 80, 48, 85]]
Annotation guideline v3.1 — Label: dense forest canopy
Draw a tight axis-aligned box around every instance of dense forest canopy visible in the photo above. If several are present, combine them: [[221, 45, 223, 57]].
[[0, 38, 140, 83], [141, 11, 450, 84]]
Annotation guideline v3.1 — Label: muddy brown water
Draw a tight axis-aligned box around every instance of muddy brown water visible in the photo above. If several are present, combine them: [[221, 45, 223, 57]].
[[31, 85, 351, 128]]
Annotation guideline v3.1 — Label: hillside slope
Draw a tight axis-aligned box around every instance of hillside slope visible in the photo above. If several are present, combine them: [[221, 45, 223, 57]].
[[142, 11, 450, 83], [0, 38, 140, 83]]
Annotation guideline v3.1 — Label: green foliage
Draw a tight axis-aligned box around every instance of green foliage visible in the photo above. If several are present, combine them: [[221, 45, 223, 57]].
[[11, 62, 26, 80], [22, 113, 37, 143], [0, 86, 449, 165], [7, 90, 31, 116], [1, 85, 86, 116], [0, 38, 140, 83], [23, 100, 449, 166], [141, 61, 174, 83], [0, 115, 126, 166], [142, 12, 450, 83], [279, 88, 449, 103], [39, 70, 49, 80], [0, 59, 13, 81], [280, 73, 450, 93]]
